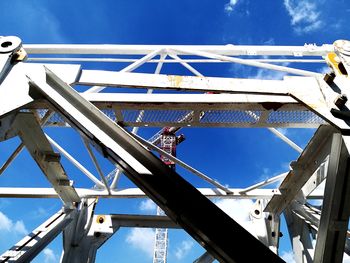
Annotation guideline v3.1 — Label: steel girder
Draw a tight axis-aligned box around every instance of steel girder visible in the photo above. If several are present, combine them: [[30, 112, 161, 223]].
[[25, 67, 284, 263], [2, 37, 350, 262]]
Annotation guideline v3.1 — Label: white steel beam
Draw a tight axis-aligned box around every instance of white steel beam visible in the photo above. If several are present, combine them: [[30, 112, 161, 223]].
[[171, 48, 322, 77], [82, 138, 111, 193], [26, 57, 326, 64], [23, 44, 334, 56], [265, 125, 335, 215], [239, 172, 287, 193], [268, 128, 303, 153], [284, 206, 314, 263], [78, 70, 290, 95], [81, 92, 298, 105], [0, 187, 309, 199], [13, 113, 81, 207], [85, 48, 163, 93], [168, 53, 204, 76], [46, 134, 105, 188], [0, 110, 53, 175]]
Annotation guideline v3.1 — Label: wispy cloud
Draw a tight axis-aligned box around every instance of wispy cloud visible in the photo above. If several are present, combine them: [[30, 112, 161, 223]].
[[225, 0, 239, 13], [276, 128, 288, 136], [43, 248, 58, 263], [283, 0, 322, 34], [175, 240, 194, 260], [139, 199, 156, 213], [254, 68, 287, 80], [5, 1, 68, 43], [126, 228, 155, 258], [0, 211, 28, 235]]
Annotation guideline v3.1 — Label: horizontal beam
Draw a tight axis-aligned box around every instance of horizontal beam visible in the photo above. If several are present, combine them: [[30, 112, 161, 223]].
[[111, 214, 180, 228], [23, 44, 334, 56], [82, 93, 299, 107], [0, 187, 324, 199], [78, 70, 290, 95], [27, 57, 327, 64]]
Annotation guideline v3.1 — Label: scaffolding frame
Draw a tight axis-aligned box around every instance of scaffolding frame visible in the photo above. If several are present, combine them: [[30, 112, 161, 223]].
[[0, 36, 350, 262]]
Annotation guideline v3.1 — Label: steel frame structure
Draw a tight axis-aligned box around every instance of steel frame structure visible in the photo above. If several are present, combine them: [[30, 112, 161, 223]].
[[0, 35, 350, 262]]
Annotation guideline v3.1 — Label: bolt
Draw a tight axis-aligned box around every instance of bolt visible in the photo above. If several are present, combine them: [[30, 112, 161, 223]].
[[334, 94, 348, 109], [1, 41, 12, 48], [324, 73, 335, 85], [98, 216, 104, 224], [267, 215, 272, 221], [272, 232, 276, 237], [254, 209, 260, 215]]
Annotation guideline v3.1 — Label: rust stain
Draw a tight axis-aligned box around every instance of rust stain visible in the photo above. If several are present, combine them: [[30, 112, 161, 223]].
[[168, 75, 184, 87]]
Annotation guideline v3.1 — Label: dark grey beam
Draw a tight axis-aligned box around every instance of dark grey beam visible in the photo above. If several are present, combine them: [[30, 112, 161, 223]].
[[111, 214, 180, 229]]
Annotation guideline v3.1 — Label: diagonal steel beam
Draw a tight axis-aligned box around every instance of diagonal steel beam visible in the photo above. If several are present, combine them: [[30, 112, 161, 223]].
[[26, 66, 284, 263], [13, 112, 81, 207], [0, 210, 73, 263], [265, 125, 335, 215]]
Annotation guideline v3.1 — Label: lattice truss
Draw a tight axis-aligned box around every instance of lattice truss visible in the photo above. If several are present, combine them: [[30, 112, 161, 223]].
[[0, 35, 350, 262]]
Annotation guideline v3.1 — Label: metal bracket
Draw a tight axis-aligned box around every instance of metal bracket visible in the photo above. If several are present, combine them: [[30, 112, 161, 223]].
[[0, 36, 22, 85]]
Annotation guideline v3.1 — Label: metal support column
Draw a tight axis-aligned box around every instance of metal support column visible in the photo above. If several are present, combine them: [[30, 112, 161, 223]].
[[284, 205, 314, 263], [313, 134, 350, 263], [61, 198, 97, 263]]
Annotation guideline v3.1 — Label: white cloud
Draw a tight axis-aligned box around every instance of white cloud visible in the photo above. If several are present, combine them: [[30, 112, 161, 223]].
[[0, 212, 12, 232], [283, 0, 322, 34], [175, 240, 194, 260], [0, 211, 28, 235], [253, 67, 288, 80], [263, 38, 275, 45], [139, 199, 156, 212], [280, 250, 296, 263], [225, 0, 239, 13], [6, 2, 67, 43], [14, 221, 28, 235], [126, 228, 155, 258], [43, 248, 57, 263]]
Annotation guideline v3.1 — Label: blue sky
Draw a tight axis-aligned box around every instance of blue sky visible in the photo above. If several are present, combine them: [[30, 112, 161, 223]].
[[0, 0, 349, 262]]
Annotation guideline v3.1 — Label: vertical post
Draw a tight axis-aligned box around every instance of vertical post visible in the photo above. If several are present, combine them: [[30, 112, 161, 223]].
[[314, 133, 350, 263], [284, 206, 314, 263]]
